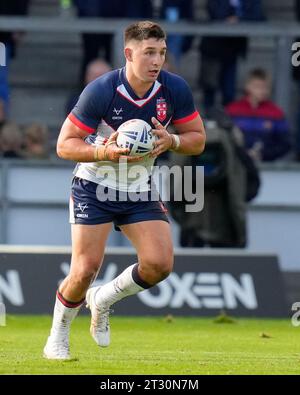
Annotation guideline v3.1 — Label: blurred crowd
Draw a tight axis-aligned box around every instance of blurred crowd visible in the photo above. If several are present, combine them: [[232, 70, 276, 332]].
[[1, 0, 298, 162], [0, 0, 48, 159], [0, 118, 49, 159], [1, 0, 300, 246]]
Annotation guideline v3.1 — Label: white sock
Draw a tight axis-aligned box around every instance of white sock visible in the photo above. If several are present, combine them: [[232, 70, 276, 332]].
[[49, 293, 83, 339], [94, 264, 149, 309]]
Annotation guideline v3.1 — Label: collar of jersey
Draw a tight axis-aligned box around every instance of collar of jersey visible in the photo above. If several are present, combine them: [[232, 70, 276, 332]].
[[120, 67, 158, 101]]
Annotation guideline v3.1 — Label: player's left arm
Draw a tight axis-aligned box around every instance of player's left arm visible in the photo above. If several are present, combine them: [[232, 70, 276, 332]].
[[172, 114, 206, 155], [151, 114, 206, 157], [151, 75, 206, 157]]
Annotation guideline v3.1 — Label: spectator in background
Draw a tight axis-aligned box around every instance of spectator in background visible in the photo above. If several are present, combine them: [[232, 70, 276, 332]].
[[169, 109, 259, 248], [124, 0, 153, 19], [199, 0, 265, 113], [65, 58, 112, 115], [73, 0, 122, 82], [0, 122, 23, 158], [0, 1, 30, 116], [73, 0, 153, 84], [226, 68, 291, 162], [159, 0, 194, 69], [23, 123, 49, 159]]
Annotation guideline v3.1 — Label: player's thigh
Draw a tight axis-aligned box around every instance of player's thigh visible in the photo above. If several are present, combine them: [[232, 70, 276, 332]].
[[120, 220, 174, 270], [70, 223, 112, 275]]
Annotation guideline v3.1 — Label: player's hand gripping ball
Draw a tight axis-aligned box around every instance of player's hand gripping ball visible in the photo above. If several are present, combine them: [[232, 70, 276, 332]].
[[116, 119, 155, 157]]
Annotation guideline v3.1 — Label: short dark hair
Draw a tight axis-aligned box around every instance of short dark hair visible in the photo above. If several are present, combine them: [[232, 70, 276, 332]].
[[247, 68, 269, 82], [124, 21, 166, 44]]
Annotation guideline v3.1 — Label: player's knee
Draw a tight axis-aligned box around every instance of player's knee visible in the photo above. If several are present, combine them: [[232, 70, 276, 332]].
[[69, 262, 99, 286], [157, 260, 173, 280], [140, 254, 173, 282]]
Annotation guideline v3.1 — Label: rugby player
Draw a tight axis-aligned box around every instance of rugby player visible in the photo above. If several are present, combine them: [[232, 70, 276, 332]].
[[44, 20, 205, 360]]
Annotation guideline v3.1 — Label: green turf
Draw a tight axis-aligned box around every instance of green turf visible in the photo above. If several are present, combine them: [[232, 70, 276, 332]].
[[0, 315, 299, 375]]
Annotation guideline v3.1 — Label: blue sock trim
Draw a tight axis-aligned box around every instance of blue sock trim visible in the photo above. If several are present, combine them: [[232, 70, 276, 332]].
[[131, 264, 152, 289]]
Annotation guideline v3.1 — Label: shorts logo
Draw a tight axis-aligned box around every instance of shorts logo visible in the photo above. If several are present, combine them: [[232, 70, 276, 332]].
[[76, 203, 89, 218], [78, 203, 88, 212], [156, 98, 167, 122]]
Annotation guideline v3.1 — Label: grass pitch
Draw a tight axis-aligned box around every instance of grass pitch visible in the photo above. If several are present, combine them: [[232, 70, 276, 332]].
[[0, 315, 299, 375]]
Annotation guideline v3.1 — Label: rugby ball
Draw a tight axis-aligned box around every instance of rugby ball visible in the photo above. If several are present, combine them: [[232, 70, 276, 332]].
[[116, 119, 155, 157]]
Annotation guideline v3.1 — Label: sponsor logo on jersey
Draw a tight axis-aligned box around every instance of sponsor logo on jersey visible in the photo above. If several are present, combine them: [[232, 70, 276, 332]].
[[112, 107, 123, 120], [156, 98, 167, 122]]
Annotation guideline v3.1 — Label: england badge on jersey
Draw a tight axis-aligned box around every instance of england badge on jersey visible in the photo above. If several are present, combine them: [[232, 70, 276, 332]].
[[156, 98, 167, 122]]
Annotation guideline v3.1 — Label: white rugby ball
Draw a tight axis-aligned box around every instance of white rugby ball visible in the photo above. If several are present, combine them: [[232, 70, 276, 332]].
[[116, 119, 155, 157]]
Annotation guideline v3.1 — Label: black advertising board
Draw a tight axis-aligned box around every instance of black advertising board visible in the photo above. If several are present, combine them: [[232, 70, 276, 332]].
[[0, 249, 288, 317]]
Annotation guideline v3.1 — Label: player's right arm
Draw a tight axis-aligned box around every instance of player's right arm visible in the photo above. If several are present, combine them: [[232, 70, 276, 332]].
[[56, 78, 141, 163], [57, 119, 132, 162], [57, 118, 98, 162]]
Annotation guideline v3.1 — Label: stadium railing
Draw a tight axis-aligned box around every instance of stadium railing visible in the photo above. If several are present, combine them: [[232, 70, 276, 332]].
[[0, 158, 300, 271], [0, 16, 299, 113]]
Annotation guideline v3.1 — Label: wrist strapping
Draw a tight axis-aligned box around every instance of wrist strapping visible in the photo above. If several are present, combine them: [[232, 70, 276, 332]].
[[170, 134, 180, 151], [94, 147, 99, 161]]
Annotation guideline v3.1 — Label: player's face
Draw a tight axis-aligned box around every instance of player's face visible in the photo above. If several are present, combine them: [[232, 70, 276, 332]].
[[129, 38, 167, 83]]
